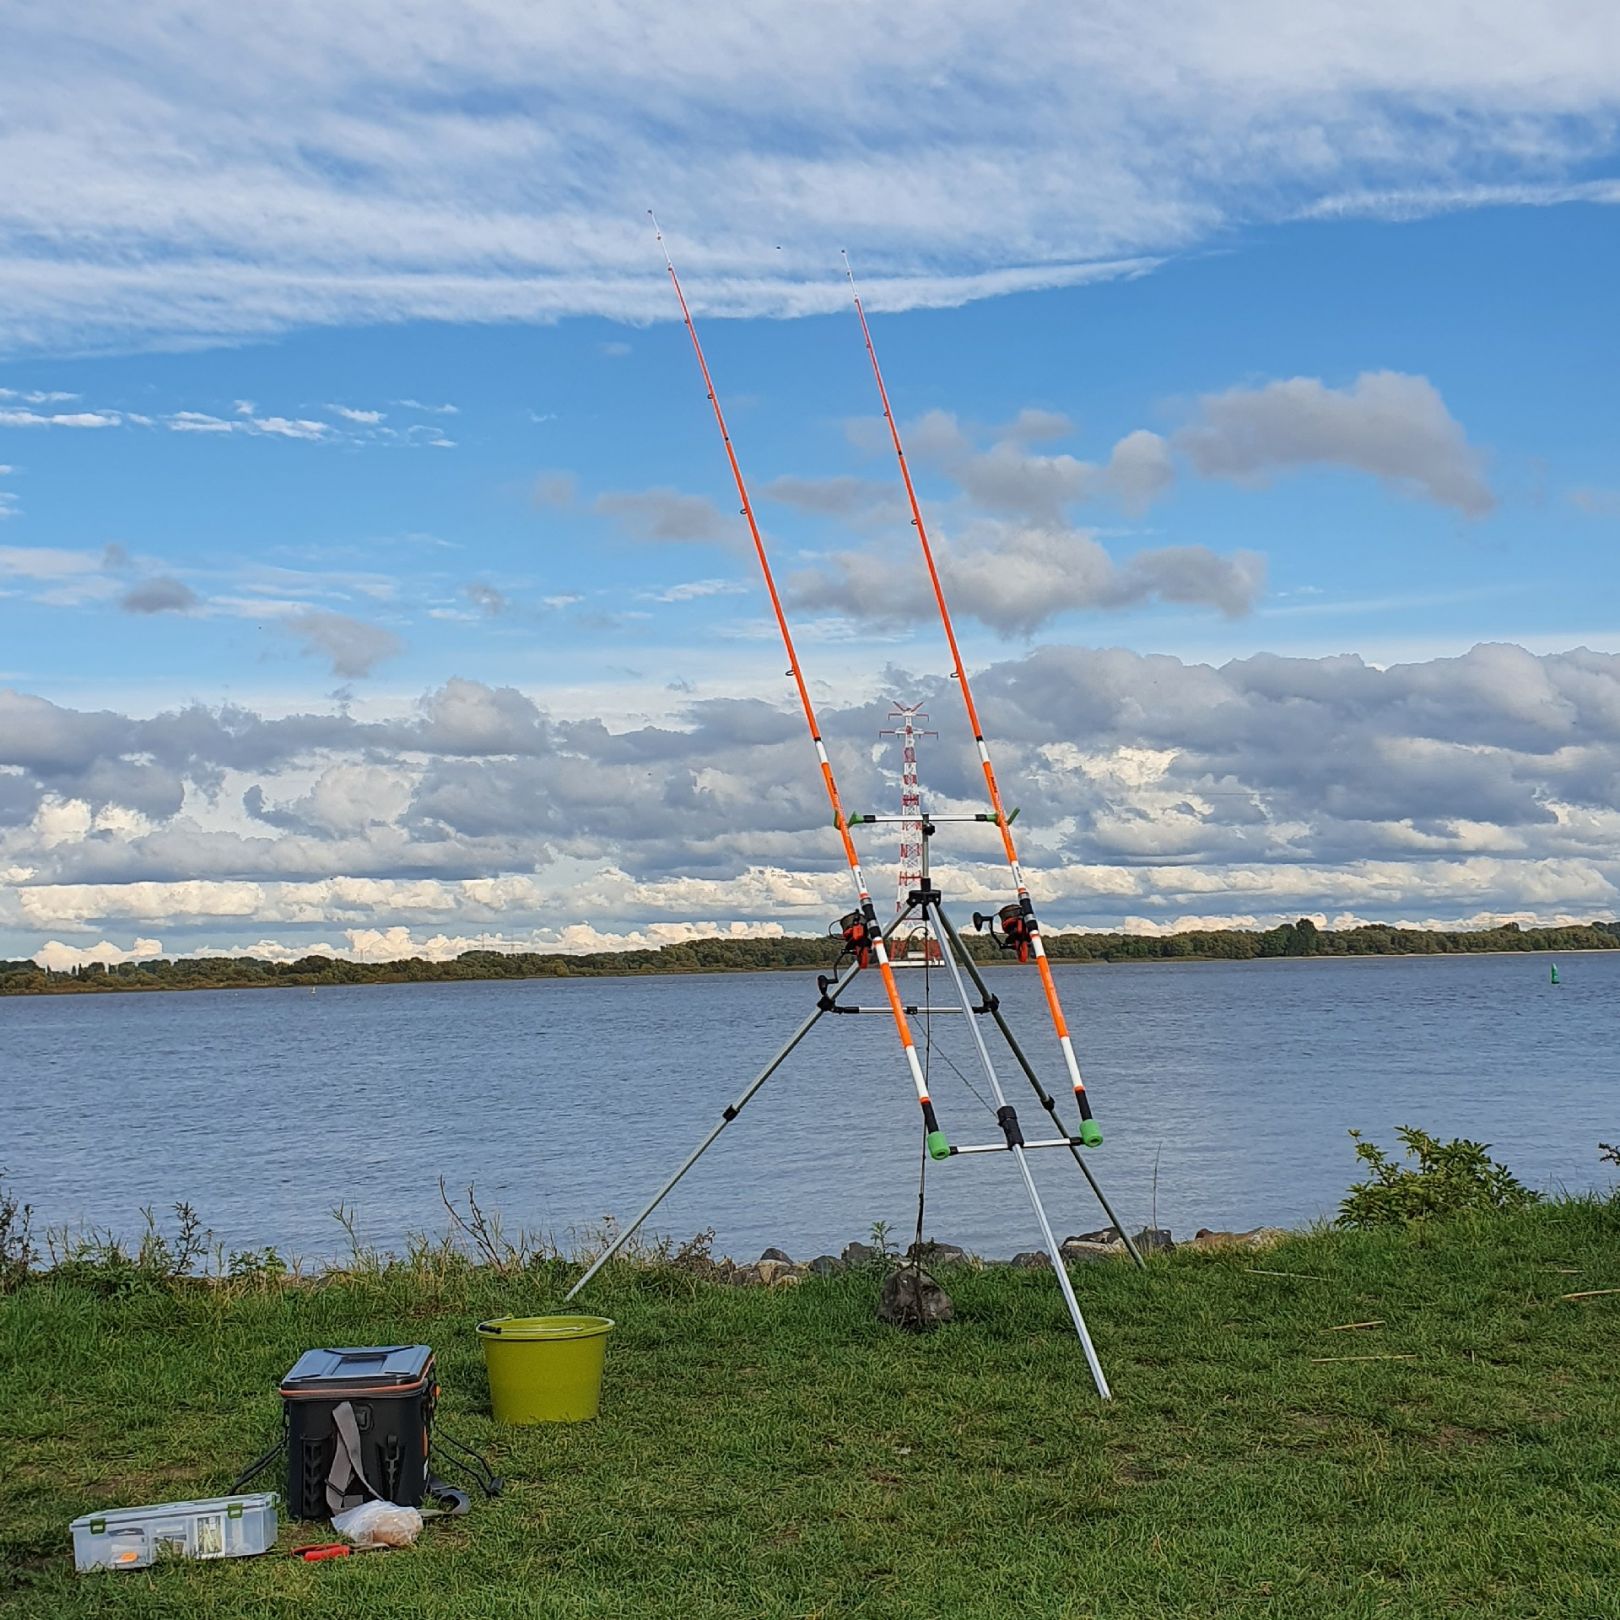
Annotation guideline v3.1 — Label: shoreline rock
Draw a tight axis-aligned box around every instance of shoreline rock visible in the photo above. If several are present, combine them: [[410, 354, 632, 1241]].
[[685, 1223, 1288, 1285]]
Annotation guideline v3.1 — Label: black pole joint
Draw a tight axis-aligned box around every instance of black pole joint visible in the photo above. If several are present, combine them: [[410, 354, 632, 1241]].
[[996, 1105, 1025, 1149]]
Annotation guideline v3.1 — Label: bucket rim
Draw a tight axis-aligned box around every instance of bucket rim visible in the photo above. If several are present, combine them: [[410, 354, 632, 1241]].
[[476, 1314, 615, 1342]]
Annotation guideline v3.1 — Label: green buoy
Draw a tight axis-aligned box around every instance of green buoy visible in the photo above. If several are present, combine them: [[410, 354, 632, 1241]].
[[1551, 963, 1561, 985]]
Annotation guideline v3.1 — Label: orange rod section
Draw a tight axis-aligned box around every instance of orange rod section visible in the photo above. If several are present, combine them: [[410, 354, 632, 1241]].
[[845, 262, 1092, 1098], [653, 223, 932, 1098]]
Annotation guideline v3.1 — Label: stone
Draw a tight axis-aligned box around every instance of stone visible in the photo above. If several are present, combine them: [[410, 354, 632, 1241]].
[[1130, 1227, 1175, 1254], [906, 1240, 970, 1267], [878, 1266, 954, 1330], [1059, 1239, 1123, 1264], [807, 1254, 845, 1277], [730, 1264, 762, 1286], [759, 1247, 794, 1265], [1065, 1226, 1120, 1246], [1010, 1250, 1051, 1269], [755, 1258, 788, 1285], [841, 1240, 881, 1267], [1189, 1225, 1289, 1251]]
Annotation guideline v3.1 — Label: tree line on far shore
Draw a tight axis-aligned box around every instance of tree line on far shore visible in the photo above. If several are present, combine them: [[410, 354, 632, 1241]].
[[3, 917, 1615, 996]]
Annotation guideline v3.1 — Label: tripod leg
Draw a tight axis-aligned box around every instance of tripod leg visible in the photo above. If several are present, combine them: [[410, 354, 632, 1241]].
[[564, 975, 851, 1299], [934, 904, 1146, 1271], [925, 903, 1111, 1398], [565, 906, 917, 1301]]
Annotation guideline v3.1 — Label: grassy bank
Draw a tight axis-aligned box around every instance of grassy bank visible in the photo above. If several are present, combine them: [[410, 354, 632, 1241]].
[[4, 1200, 1619, 1618]]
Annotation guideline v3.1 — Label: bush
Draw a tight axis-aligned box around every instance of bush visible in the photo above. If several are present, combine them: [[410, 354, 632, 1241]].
[[0, 1170, 36, 1292], [1338, 1126, 1542, 1229]]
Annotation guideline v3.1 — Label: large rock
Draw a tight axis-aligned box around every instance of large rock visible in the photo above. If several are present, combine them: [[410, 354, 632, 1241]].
[[841, 1240, 881, 1267], [878, 1266, 954, 1331], [759, 1247, 794, 1265], [1130, 1227, 1175, 1254], [754, 1258, 789, 1285], [1189, 1225, 1289, 1251], [1010, 1250, 1051, 1270], [807, 1254, 845, 1277]]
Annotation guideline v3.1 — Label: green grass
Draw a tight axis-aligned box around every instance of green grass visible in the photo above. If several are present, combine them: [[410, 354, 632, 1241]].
[[4, 1202, 1620, 1618]]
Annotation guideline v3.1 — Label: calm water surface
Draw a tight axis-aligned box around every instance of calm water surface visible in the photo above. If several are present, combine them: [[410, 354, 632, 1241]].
[[4, 953, 1614, 1261]]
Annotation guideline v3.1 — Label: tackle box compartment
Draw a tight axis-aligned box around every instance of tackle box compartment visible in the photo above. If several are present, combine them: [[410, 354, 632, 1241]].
[[69, 1493, 278, 1571]]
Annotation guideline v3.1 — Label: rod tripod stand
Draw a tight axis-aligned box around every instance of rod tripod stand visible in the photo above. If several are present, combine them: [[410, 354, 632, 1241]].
[[566, 817, 1141, 1400]]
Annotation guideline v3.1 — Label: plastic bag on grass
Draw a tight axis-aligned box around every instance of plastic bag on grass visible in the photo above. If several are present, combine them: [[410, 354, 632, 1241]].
[[331, 1501, 423, 1548]]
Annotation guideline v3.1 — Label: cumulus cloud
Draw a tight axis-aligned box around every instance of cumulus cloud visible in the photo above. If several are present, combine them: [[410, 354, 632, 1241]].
[[7, 648, 1620, 959], [120, 575, 199, 614], [281, 611, 405, 677], [871, 408, 1179, 524], [595, 488, 739, 545], [761, 475, 899, 520], [1175, 372, 1494, 515], [33, 936, 164, 970], [791, 521, 1264, 633]]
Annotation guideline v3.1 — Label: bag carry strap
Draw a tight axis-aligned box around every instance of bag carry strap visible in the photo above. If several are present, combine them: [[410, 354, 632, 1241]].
[[326, 1399, 383, 1515]]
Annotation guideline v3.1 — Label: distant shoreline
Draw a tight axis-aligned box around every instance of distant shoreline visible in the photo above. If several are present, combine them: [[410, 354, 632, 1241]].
[[3, 919, 1612, 998]]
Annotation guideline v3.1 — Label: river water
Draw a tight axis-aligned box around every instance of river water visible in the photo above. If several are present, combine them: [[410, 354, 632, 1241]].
[[4, 953, 1614, 1263]]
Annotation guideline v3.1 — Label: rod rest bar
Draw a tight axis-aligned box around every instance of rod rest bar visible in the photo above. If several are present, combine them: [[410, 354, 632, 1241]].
[[830, 1004, 985, 1016], [949, 1136, 1091, 1155]]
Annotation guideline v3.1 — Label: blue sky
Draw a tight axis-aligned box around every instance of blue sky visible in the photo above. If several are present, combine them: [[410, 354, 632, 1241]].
[[3, 5, 1620, 963]]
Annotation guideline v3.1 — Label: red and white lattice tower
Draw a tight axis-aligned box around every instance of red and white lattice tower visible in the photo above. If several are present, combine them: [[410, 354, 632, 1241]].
[[880, 702, 938, 960]]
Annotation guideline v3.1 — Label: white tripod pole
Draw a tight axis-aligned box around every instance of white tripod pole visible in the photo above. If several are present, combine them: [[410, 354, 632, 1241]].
[[925, 901, 1112, 1399]]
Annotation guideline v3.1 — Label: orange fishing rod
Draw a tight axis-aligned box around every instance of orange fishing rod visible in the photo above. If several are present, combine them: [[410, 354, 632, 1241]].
[[842, 253, 1102, 1145], [653, 217, 950, 1161]]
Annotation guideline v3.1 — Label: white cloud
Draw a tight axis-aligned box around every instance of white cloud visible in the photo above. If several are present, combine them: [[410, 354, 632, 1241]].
[[1, 6, 1617, 351], [0, 544, 105, 581], [1176, 372, 1493, 515], [643, 578, 749, 603], [121, 575, 199, 614], [33, 936, 163, 970], [166, 410, 235, 434], [596, 488, 739, 545], [0, 409, 120, 428], [7, 648, 1620, 960], [790, 521, 1266, 633], [328, 404, 385, 424], [252, 416, 330, 441], [281, 611, 405, 677]]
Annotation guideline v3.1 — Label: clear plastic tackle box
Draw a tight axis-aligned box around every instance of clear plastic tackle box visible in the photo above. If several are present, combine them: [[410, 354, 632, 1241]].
[[69, 1492, 279, 1571]]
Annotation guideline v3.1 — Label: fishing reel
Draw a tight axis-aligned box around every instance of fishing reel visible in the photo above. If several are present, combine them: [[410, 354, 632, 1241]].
[[822, 909, 876, 982], [973, 902, 1034, 965]]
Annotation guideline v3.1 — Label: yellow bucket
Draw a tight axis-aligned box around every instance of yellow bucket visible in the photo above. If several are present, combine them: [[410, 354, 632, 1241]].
[[476, 1315, 615, 1424]]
